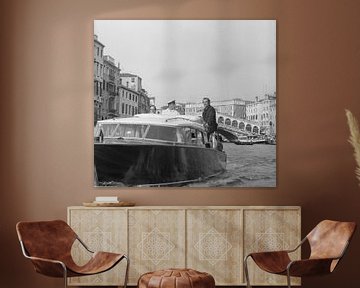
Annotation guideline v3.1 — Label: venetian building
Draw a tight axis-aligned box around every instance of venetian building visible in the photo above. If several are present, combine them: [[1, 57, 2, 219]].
[[246, 93, 276, 135], [138, 88, 150, 114], [120, 73, 143, 92], [102, 55, 121, 118], [185, 98, 248, 119], [93, 35, 104, 124], [119, 73, 152, 116], [119, 85, 139, 117]]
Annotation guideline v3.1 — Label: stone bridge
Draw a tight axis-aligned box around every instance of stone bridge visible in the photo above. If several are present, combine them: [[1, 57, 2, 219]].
[[216, 113, 260, 142], [217, 113, 260, 134]]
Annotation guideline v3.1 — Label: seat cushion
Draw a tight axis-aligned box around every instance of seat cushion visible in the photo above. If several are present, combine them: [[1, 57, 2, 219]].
[[138, 268, 215, 288]]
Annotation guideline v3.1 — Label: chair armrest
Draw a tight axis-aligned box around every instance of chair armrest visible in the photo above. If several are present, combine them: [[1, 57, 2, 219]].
[[247, 250, 290, 258], [25, 255, 67, 277], [285, 237, 307, 253], [76, 236, 94, 253], [27, 255, 66, 268], [245, 237, 306, 259], [287, 258, 336, 277]]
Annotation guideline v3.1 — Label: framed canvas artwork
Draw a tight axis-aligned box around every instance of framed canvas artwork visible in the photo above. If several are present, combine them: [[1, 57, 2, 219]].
[[93, 20, 276, 187]]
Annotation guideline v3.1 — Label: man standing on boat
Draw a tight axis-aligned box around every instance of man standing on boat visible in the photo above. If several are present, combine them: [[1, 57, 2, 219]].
[[202, 97, 218, 147], [162, 100, 180, 116]]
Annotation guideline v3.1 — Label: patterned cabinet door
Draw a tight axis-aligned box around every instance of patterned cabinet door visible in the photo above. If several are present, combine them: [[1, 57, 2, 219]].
[[128, 209, 186, 284], [243, 208, 301, 286], [68, 208, 128, 286], [187, 209, 243, 285]]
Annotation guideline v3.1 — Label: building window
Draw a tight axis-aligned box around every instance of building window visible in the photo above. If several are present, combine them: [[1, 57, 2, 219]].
[[125, 104, 128, 114], [131, 77, 135, 82]]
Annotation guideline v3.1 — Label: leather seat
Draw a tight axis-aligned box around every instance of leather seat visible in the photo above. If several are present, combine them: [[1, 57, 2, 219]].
[[16, 220, 129, 287], [244, 220, 356, 288]]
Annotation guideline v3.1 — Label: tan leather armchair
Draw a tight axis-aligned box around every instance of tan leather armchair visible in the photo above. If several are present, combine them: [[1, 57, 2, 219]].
[[16, 220, 129, 288], [244, 220, 356, 288]]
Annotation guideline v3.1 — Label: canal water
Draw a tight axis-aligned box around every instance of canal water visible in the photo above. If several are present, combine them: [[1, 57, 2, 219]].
[[187, 142, 276, 187]]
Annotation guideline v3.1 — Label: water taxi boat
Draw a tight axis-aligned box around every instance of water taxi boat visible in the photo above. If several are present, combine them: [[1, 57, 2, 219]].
[[94, 114, 227, 187]]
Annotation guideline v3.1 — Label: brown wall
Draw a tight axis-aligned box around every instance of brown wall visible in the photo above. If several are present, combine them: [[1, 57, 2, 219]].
[[1, 0, 360, 287]]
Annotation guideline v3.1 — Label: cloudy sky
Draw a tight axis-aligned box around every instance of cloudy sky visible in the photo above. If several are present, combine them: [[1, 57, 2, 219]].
[[94, 20, 276, 107]]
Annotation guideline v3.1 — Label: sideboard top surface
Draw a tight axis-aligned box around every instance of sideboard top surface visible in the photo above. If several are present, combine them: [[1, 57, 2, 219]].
[[68, 206, 301, 210]]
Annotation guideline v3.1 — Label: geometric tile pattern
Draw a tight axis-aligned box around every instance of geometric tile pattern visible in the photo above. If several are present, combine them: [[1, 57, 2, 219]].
[[194, 227, 232, 265], [128, 209, 186, 284], [138, 227, 175, 265], [187, 209, 243, 285], [252, 228, 287, 252], [84, 227, 113, 252]]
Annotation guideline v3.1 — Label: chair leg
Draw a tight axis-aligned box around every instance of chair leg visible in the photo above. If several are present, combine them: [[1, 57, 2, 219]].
[[244, 255, 252, 288], [61, 264, 68, 288], [123, 255, 130, 288], [286, 269, 292, 288]]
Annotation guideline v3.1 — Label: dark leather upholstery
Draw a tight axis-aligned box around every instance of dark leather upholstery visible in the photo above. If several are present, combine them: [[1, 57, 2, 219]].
[[248, 220, 356, 278], [16, 220, 125, 278], [138, 268, 215, 288]]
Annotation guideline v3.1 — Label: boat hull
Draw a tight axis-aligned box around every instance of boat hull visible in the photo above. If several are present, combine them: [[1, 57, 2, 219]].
[[94, 143, 227, 186]]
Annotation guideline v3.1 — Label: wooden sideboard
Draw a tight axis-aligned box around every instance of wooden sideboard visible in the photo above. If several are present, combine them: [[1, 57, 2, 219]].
[[67, 206, 301, 286]]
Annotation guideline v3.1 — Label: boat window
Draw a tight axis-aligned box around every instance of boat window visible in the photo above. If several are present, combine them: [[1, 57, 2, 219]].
[[98, 124, 118, 137], [183, 127, 204, 145], [114, 124, 147, 138], [183, 127, 194, 144], [197, 130, 205, 145], [95, 123, 147, 138], [145, 125, 179, 142], [94, 123, 101, 137]]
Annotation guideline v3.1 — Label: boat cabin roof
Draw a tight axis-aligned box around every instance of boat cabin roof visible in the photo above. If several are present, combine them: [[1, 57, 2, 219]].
[[96, 114, 204, 130]]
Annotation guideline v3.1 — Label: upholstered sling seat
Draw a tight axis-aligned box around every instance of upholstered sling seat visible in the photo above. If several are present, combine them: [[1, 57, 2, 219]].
[[244, 220, 356, 288], [16, 220, 129, 287]]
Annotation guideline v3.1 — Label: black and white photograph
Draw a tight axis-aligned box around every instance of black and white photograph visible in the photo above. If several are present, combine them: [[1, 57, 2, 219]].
[[93, 20, 276, 187]]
